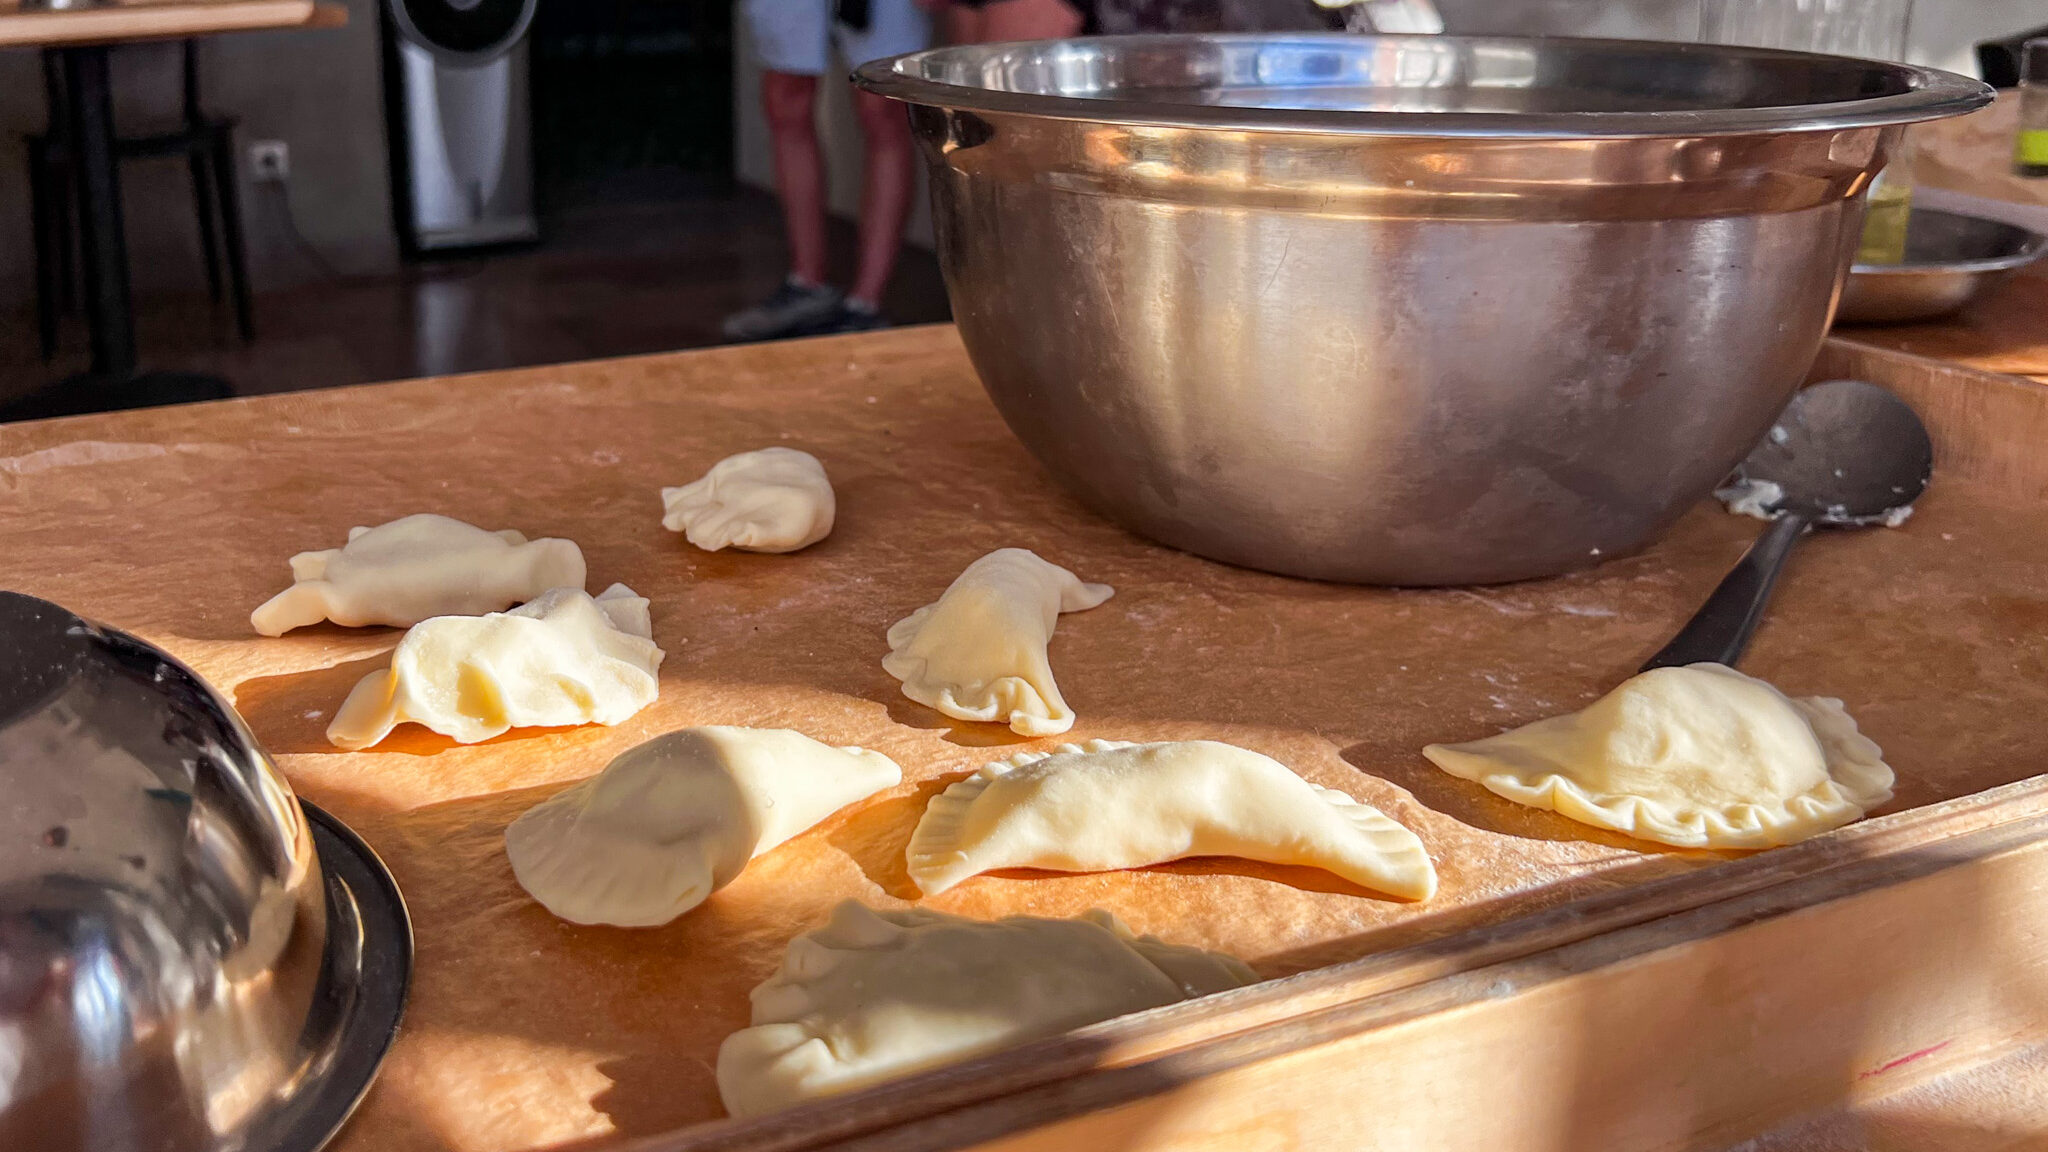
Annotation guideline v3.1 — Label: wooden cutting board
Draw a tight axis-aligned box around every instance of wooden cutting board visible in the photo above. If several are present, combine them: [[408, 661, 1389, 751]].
[[2, 326, 2046, 1149]]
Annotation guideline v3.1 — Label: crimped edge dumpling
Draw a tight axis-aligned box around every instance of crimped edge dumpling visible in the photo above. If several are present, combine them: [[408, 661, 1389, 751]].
[[880, 548, 1113, 737], [505, 777, 744, 928], [1423, 664, 1893, 850], [907, 739, 1437, 901], [715, 902, 1254, 1117]]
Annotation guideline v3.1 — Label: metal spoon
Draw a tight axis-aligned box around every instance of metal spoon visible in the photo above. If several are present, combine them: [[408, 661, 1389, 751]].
[[1641, 379, 1934, 671]]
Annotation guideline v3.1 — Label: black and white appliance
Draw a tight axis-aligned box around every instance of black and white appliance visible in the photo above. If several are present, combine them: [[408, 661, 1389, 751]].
[[381, 0, 540, 254]]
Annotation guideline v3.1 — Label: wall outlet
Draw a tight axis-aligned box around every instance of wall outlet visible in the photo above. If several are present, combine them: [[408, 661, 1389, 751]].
[[248, 140, 290, 182]]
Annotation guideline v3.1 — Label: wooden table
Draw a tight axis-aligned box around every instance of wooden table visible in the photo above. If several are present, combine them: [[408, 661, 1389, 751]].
[[0, 0, 346, 420], [3, 326, 2048, 1150], [1835, 263, 2048, 385], [0, 0, 344, 49]]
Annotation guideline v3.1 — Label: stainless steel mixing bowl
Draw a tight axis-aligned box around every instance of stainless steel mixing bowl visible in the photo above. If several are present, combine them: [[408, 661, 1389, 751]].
[[857, 34, 1990, 584], [1837, 206, 2048, 324], [0, 591, 411, 1152]]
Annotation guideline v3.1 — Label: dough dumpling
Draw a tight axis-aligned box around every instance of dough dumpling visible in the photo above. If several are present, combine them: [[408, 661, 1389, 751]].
[[1423, 663, 1893, 849], [908, 740, 1436, 900], [661, 447, 835, 554], [326, 584, 663, 749], [505, 727, 901, 927], [251, 513, 586, 636], [882, 548, 1112, 737], [716, 901, 1254, 1116]]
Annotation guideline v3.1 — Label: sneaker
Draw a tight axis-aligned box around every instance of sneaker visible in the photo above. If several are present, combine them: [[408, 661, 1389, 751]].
[[800, 301, 892, 336], [721, 277, 844, 342]]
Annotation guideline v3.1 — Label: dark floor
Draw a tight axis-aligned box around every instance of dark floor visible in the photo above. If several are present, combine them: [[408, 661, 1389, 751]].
[[0, 182, 952, 409]]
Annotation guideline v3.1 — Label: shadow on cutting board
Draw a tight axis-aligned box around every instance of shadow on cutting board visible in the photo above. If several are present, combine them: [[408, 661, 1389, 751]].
[[826, 773, 964, 900], [883, 694, 1040, 749]]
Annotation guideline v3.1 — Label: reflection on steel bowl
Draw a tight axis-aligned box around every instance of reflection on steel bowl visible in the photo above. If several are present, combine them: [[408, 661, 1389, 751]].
[[857, 34, 1989, 585], [0, 591, 411, 1152]]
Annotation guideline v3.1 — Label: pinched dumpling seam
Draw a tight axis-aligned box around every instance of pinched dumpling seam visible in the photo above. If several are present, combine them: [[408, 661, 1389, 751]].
[[904, 741, 1102, 884], [1437, 695, 1892, 850], [882, 608, 1063, 731], [881, 548, 1112, 738], [324, 583, 662, 749], [660, 447, 834, 554], [881, 607, 1081, 735]]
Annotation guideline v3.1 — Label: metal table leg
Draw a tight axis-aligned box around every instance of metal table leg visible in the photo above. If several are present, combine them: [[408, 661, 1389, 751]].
[[1, 45, 235, 423], [61, 43, 137, 379]]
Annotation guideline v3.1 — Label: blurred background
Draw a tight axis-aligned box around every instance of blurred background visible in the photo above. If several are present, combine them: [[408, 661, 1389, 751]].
[[0, 0, 2035, 406]]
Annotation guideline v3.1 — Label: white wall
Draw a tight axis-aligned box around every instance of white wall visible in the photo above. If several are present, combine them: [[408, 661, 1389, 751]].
[[1909, 0, 2041, 77]]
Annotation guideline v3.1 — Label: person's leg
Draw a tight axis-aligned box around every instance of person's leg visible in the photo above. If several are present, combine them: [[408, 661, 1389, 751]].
[[847, 88, 915, 310], [760, 70, 830, 286], [835, 0, 935, 321], [979, 0, 1083, 39], [944, 4, 985, 45], [725, 0, 846, 341]]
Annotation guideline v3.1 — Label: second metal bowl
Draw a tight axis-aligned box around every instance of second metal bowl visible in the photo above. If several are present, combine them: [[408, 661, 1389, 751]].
[[0, 591, 410, 1152], [1836, 207, 2048, 325], [859, 34, 1989, 584]]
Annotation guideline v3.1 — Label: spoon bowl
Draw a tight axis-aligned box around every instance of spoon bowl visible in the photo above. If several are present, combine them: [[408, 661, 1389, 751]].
[[1643, 380, 1933, 671], [1733, 379, 1935, 525]]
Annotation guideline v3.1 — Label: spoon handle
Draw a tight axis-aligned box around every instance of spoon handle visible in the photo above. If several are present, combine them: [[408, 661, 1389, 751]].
[[1641, 512, 1811, 672]]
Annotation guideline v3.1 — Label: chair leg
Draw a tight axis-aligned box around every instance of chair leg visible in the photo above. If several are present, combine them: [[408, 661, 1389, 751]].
[[28, 142, 60, 360], [209, 129, 254, 342], [189, 146, 224, 305], [40, 49, 79, 318], [51, 153, 77, 316]]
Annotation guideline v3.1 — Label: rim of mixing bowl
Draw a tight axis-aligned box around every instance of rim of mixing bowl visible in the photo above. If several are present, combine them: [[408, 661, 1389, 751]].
[[245, 800, 413, 1152], [854, 33, 1990, 139]]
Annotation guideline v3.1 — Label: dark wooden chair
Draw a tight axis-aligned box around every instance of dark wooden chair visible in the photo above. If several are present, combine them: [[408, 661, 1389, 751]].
[[26, 40, 254, 360]]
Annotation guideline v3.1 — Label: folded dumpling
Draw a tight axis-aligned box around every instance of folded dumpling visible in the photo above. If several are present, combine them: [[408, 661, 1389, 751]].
[[907, 739, 1437, 900], [326, 584, 663, 749], [882, 548, 1112, 737], [251, 513, 587, 635], [1422, 663, 1894, 849], [505, 727, 901, 927], [716, 901, 1255, 1116], [661, 447, 835, 554]]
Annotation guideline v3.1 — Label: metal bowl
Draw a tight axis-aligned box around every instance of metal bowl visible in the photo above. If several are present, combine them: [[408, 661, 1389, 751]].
[[0, 591, 411, 1152], [1836, 207, 2048, 325], [857, 34, 1990, 584]]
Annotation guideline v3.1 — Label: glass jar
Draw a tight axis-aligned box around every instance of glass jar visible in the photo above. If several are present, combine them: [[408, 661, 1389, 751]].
[[1698, 0, 1916, 262], [1699, 0, 1913, 59], [2019, 38, 2048, 179]]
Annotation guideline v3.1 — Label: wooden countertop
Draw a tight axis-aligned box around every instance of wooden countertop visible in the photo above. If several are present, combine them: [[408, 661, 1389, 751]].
[[1835, 264, 2048, 384], [3, 327, 2048, 1148], [0, 0, 345, 50]]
